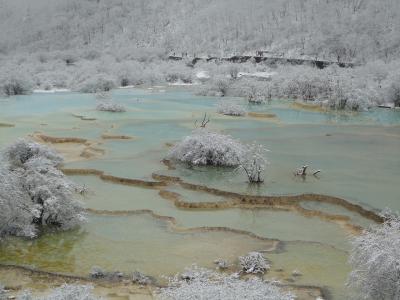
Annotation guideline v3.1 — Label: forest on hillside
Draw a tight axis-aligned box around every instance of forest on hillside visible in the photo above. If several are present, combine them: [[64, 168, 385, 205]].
[[1, 1, 400, 110], [1, 0, 399, 62]]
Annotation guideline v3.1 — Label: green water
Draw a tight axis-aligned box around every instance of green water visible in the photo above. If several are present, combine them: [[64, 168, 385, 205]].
[[72, 175, 351, 250], [0, 214, 276, 279], [0, 87, 399, 299]]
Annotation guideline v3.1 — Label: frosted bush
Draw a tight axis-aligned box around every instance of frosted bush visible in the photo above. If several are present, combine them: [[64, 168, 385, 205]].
[[132, 271, 153, 285], [214, 259, 230, 270], [197, 77, 231, 97], [239, 143, 268, 183], [115, 61, 145, 86], [216, 100, 246, 116], [0, 73, 32, 96], [17, 284, 101, 300], [347, 211, 400, 300], [156, 266, 293, 300], [246, 82, 269, 104], [165, 64, 193, 83], [386, 76, 400, 107], [0, 168, 37, 238], [96, 101, 126, 112], [78, 74, 116, 93], [239, 252, 269, 274], [4, 139, 63, 168], [168, 129, 246, 167], [0, 139, 85, 239]]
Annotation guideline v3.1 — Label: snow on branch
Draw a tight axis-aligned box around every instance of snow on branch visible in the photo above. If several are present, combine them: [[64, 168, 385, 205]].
[[168, 129, 247, 167], [155, 265, 294, 300], [239, 252, 270, 274], [347, 211, 400, 300], [239, 143, 268, 183], [0, 139, 86, 239]]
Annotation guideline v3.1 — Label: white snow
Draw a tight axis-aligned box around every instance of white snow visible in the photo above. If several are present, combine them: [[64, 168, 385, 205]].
[[196, 71, 210, 80], [237, 71, 275, 79], [33, 88, 70, 93], [118, 85, 136, 89]]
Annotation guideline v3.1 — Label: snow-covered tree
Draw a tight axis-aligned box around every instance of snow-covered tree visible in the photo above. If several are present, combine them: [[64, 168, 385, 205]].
[[239, 143, 268, 183], [0, 71, 32, 96], [78, 74, 116, 93], [247, 83, 267, 104], [0, 139, 85, 239], [214, 77, 230, 97], [156, 265, 293, 300], [387, 76, 400, 107], [347, 211, 400, 300], [168, 129, 247, 167]]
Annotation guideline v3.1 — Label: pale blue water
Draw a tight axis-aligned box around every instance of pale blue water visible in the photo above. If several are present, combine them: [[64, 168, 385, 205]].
[[0, 87, 399, 299]]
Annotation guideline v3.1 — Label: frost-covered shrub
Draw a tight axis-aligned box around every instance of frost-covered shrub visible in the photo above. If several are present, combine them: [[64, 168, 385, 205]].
[[386, 76, 400, 107], [78, 74, 116, 93], [214, 259, 229, 270], [239, 252, 269, 274], [347, 212, 400, 300], [96, 101, 126, 112], [132, 271, 154, 285], [246, 82, 269, 104], [168, 129, 246, 167], [197, 77, 231, 97], [327, 80, 372, 111], [115, 61, 146, 86], [0, 139, 85, 239], [214, 77, 230, 96], [165, 64, 193, 83], [0, 168, 37, 238], [0, 73, 32, 96], [216, 100, 246, 116], [239, 144, 268, 183], [156, 266, 293, 300], [5, 139, 63, 168], [17, 284, 101, 300]]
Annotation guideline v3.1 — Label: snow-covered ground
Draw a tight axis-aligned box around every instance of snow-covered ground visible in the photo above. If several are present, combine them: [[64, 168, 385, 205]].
[[196, 71, 210, 80], [33, 88, 71, 93], [237, 71, 275, 80]]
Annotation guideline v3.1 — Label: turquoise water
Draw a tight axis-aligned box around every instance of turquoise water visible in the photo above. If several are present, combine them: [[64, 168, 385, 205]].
[[0, 87, 399, 299]]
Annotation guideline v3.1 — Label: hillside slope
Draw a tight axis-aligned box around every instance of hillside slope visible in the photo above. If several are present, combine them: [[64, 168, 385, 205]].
[[0, 0, 399, 62]]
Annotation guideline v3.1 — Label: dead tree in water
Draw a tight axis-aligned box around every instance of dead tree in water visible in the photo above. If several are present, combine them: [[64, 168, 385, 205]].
[[194, 113, 210, 128], [294, 165, 321, 177]]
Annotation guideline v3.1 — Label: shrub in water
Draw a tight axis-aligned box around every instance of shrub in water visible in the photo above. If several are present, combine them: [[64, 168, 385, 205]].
[[96, 101, 126, 112], [168, 129, 246, 167], [216, 100, 246, 116]]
